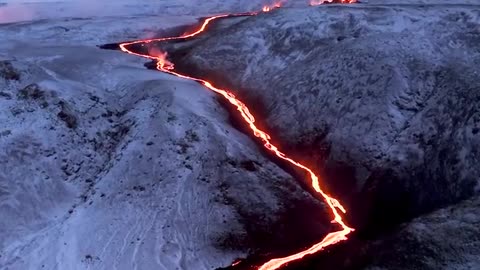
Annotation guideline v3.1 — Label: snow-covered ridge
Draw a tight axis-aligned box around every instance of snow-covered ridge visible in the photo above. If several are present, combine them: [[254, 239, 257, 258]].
[[176, 0, 480, 233]]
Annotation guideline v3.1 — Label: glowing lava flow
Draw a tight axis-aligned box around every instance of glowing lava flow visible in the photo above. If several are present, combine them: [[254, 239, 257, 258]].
[[119, 7, 354, 270]]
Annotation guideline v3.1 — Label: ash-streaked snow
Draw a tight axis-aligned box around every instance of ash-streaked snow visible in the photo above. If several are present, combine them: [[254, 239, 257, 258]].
[[0, 1, 331, 270]]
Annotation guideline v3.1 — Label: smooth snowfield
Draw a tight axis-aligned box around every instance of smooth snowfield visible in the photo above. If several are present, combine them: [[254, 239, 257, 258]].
[[0, 0, 313, 24]]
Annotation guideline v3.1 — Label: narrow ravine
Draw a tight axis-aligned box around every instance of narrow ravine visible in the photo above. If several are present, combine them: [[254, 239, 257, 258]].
[[118, 2, 356, 269]]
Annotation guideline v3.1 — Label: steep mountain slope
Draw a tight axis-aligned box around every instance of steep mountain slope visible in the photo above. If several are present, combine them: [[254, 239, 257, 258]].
[[175, 3, 480, 229]]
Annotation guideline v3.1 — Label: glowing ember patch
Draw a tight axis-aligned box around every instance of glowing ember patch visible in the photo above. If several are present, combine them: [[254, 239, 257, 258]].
[[310, 0, 357, 5], [262, 1, 284, 12], [232, 259, 242, 266], [119, 3, 356, 270]]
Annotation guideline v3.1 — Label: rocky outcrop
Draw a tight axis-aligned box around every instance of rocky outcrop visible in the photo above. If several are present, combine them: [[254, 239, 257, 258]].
[[175, 4, 480, 230], [364, 196, 480, 270], [0, 61, 20, 81]]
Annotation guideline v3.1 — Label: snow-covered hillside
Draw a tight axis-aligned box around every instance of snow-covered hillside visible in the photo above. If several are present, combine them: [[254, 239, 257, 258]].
[[2, 1, 480, 270], [176, 2, 480, 227], [171, 2, 480, 269], [0, 1, 331, 270]]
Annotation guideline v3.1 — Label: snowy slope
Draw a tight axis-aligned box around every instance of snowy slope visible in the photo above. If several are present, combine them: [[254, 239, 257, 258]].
[[171, 2, 480, 269], [176, 1, 480, 229], [0, 1, 333, 270]]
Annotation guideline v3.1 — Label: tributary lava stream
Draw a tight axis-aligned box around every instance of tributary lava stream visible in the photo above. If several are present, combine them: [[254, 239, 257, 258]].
[[119, 2, 355, 270]]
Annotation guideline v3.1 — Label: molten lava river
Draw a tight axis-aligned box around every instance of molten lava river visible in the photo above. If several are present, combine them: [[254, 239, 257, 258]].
[[119, 2, 356, 270]]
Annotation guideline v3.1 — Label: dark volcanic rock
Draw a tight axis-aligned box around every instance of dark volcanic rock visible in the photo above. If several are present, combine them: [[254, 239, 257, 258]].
[[0, 60, 20, 81], [57, 100, 78, 129], [18, 84, 45, 99], [363, 196, 480, 270], [176, 4, 480, 230]]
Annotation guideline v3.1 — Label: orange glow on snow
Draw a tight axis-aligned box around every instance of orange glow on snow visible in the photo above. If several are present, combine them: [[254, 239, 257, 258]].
[[119, 2, 356, 269]]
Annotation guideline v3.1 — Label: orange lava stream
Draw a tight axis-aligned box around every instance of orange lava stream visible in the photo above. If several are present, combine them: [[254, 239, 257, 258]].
[[119, 6, 354, 270]]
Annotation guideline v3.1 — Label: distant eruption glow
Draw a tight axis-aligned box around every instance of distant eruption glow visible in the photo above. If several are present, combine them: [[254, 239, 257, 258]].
[[262, 1, 284, 12], [310, 0, 357, 5], [119, 1, 356, 270]]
